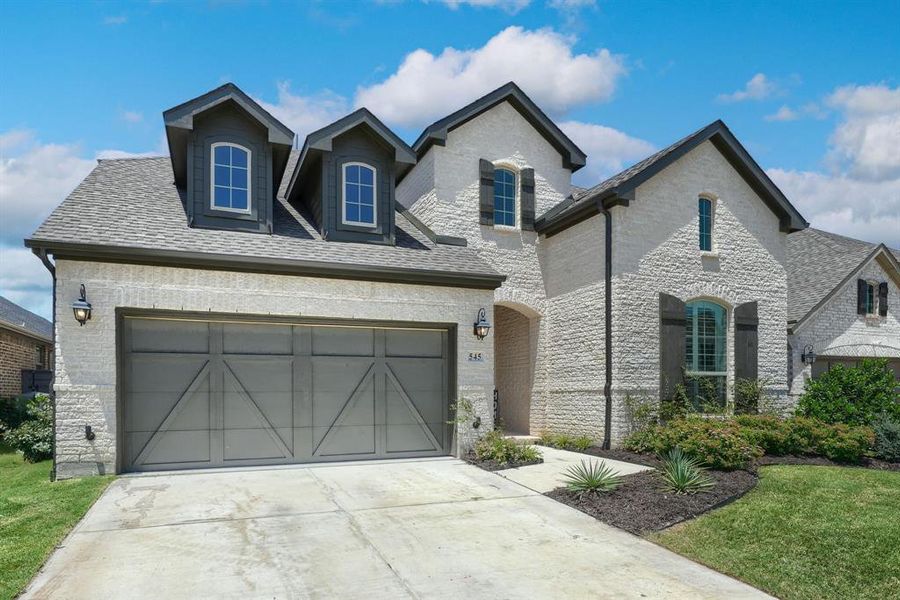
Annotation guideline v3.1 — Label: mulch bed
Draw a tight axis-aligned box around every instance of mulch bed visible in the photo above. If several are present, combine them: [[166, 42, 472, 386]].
[[463, 453, 543, 472], [546, 469, 758, 535], [571, 446, 664, 469]]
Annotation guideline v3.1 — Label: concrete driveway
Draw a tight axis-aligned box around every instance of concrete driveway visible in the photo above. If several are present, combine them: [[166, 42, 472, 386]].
[[23, 458, 770, 599]]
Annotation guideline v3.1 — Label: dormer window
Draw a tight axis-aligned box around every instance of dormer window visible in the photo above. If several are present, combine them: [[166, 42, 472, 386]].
[[494, 167, 516, 227], [342, 162, 376, 226], [211, 142, 251, 213]]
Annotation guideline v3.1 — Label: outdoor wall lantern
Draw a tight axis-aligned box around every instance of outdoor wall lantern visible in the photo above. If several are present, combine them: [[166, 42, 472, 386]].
[[72, 284, 92, 326], [801, 344, 817, 365], [473, 308, 491, 341]]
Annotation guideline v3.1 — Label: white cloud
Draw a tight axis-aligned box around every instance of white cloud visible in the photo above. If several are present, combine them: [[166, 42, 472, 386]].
[[764, 102, 829, 123], [0, 245, 53, 320], [121, 110, 143, 123], [765, 105, 798, 122], [438, 0, 530, 13], [103, 15, 127, 26], [354, 26, 626, 128], [768, 168, 900, 247], [826, 84, 900, 181], [254, 81, 351, 142], [548, 0, 595, 6], [717, 73, 777, 103], [558, 120, 656, 186]]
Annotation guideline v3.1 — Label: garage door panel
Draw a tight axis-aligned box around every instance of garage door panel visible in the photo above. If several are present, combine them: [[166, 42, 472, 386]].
[[385, 329, 443, 358], [223, 323, 292, 355], [312, 327, 374, 356], [386, 424, 440, 453], [314, 425, 377, 457], [131, 430, 211, 466], [129, 319, 209, 353], [127, 356, 209, 393], [224, 428, 291, 461], [311, 360, 375, 427], [386, 360, 445, 426], [126, 361, 211, 432]]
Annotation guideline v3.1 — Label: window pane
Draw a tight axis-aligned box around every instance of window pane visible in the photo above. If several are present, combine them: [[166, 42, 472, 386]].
[[346, 165, 359, 184], [231, 147, 248, 168], [214, 165, 230, 187], [494, 168, 516, 226], [359, 184, 374, 206], [231, 167, 247, 190], [346, 203, 359, 222], [699, 198, 712, 251], [684, 300, 727, 409], [214, 186, 230, 208], [214, 145, 231, 166], [231, 189, 247, 210], [359, 204, 374, 224], [346, 184, 359, 205], [359, 166, 374, 186]]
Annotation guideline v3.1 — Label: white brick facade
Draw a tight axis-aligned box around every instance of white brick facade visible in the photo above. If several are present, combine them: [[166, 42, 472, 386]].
[[788, 254, 900, 399], [52, 260, 494, 478]]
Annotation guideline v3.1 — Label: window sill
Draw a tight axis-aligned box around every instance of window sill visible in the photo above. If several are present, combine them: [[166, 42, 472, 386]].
[[491, 224, 520, 232], [700, 251, 720, 259]]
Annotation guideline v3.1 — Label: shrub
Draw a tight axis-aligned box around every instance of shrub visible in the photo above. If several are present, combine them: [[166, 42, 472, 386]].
[[735, 414, 794, 455], [562, 459, 623, 494], [797, 358, 899, 426], [573, 435, 593, 452], [734, 378, 775, 415], [872, 414, 900, 462], [659, 448, 714, 494], [0, 395, 31, 435], [474, 430, 541, 465], [624, 417, 762, 470], [4, 394, 53, 462], [659, 384, 690, 423], [733, 414, 873, 463]]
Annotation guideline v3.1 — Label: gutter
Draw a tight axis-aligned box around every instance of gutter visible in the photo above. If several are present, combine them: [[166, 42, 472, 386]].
[[601, 206, 613, 450], [31, 248, 57, 481]]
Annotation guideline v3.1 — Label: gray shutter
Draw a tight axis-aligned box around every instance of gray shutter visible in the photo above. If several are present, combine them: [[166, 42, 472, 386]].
[[659, 293, 686, 402], [878, 281, 889, 316], [857, 279, 867, 314], [479, 159, 495, 226], [520, 168, 535, 231], [734, 301, 759, 381]]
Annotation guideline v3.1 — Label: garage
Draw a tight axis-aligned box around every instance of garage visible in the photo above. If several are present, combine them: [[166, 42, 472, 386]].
[[121, 315, 452, 472]]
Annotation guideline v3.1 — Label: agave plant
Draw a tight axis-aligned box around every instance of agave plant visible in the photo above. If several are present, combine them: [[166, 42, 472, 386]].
[[660, 447, 715, 494], [562, 459, 623, 494]]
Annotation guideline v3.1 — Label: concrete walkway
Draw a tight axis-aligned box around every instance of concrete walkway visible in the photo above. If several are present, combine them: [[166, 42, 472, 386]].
[[496, 445, 653, 492], [23, 458, 770, 599]]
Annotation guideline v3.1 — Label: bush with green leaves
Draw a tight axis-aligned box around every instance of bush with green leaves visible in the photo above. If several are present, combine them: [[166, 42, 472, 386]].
[[539, 432, 594, 452], [797, 358, 899, 426], [562, 459, 623, 494], [624, 416, 762, 470], [4, 394, 53, 462], [659, 447, 714, 494], [871, 414, 900, 462], [473, 430, 541, 465], [0, 395, 31, 436]]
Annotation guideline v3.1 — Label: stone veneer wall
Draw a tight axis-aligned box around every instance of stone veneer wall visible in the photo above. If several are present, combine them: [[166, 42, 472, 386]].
[[788, 255, 900, 400], [52, 259, 494, 478]]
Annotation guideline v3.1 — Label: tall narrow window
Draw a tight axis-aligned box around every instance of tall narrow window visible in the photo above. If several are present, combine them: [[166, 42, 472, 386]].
[[211, 143, 251, 213], [342, 162, 376, 226], [493, 168, 516, 227], [865, 281, 876, 315], [698, 197, 713, 251], [685, 300, 727, 409]]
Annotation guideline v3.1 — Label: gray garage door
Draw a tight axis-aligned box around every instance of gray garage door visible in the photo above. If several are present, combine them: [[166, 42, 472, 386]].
[[122, 316, 451, 472]]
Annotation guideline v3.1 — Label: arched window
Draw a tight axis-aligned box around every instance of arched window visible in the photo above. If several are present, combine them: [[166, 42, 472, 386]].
[[494, 168, 516, 227], [685, 300, 727, 409], [698, 197, 713, 251], [342, 162, 376, 226], [211, 143, 251, 212]]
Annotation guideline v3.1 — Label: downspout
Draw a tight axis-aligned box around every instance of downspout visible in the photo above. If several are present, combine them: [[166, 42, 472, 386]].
[[32, 248, 57, 481], [601, 207, 613, 449]]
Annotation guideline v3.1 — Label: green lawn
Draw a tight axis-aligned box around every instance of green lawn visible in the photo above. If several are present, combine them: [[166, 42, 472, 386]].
[[0, 449, 112, 600], [653, 465, 900, 600]]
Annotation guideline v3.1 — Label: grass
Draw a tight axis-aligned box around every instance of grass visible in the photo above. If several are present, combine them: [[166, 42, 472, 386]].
[[653, 465, 900, 600], [0, 448, 112, 600]]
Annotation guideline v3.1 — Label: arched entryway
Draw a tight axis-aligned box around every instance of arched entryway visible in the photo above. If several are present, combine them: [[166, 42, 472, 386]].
[[493, 303, 539, 435]]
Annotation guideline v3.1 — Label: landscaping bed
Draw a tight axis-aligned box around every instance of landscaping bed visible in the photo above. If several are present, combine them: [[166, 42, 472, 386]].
[[464, 453, 543, 471], [547, 468, 757, 535]]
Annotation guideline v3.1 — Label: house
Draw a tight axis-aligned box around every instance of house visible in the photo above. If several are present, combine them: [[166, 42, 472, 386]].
[[786, 228, 899, 398], [0, 296, 53, 397], [27, 82, 808, 478]]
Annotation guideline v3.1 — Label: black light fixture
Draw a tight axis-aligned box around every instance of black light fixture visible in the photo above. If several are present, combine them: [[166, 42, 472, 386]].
[[473, 308, 491, 341], [801, 344, 817, 365], [72, 284, 92, 326]]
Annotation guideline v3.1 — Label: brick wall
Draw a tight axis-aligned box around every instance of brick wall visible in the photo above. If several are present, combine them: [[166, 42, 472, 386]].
[[1, 327, 51, 397]]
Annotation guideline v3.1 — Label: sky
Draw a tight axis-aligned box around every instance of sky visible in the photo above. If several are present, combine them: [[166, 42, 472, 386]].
[[1, 0, 898, 319]]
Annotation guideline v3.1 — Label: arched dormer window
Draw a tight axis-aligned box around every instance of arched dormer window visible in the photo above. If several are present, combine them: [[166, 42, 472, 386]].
[[342, 162, 377, 226], [211, 143, 251, 213], [685, 299, 727, 409], [493, 167, 516, 227]]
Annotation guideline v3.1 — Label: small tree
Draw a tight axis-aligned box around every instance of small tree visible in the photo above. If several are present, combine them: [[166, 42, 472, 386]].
[[797, 359, 899, 426]]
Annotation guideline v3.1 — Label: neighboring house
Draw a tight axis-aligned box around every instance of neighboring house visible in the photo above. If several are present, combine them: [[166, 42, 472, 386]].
[[27, 82, 809, 478], [0, 296, 53, 397], [786, 228, 900, 399]]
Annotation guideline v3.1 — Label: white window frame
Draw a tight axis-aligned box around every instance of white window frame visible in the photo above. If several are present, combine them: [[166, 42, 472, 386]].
[[341, 161, 377, 227], [210, 142, 252, 215], [698, 193, 717, 254], [684, 299, 729, 409], [492, 163, 518, 230], [865, 280, 878, 316]]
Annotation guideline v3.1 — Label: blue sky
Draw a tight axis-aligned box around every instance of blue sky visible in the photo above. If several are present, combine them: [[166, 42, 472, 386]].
[[1, 0, 899, 318]]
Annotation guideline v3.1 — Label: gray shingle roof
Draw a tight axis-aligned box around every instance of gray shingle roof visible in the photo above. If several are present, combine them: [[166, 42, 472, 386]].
[[28, 157, 502, 287], [786, 228, 882, 324], [0, 296, 52, 341]]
